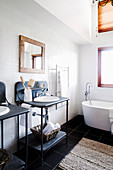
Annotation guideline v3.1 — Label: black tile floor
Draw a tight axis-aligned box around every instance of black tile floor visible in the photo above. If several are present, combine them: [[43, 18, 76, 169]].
[[15, 115, 113, 169]]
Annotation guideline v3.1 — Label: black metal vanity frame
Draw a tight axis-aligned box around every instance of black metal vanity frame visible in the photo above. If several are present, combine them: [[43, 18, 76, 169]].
[[24, 98, 69, 165], [0, 82, 29, 170], [0, 105, 29, 169], [15, 81, 69, 166]]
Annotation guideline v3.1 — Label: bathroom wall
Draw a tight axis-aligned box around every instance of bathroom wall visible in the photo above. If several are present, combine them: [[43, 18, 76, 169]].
[[79, 4, 113, 115], [0, 0, 79, 151], [34, 0, 92, 42]]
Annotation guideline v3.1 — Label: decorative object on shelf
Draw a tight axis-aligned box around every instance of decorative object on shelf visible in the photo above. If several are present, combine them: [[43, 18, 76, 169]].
[[19, 77, 35, 101], [20, 76, 26, 89], [24, 88, 32, 102], [92, 0, 113, 7], [0, 149, 12, 169], [28, 79, 35, 88], [15, 81, 48, 104], [30, 124, 60, 142]]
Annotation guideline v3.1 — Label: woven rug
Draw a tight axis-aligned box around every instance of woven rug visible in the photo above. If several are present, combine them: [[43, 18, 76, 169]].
[[58, 138, 113, 170]]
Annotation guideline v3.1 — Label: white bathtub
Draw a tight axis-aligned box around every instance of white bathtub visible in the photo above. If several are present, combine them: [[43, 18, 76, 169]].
[[82, 100, 113, 131]]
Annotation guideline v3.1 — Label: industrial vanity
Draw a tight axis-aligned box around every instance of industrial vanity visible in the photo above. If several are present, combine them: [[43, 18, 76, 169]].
[[0, 82, 29, 169], [15, 81, 69, 167]]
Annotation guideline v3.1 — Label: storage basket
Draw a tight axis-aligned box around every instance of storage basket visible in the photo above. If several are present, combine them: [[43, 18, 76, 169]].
[[0, 149, 12, 170], [30, 124, 60, 142]]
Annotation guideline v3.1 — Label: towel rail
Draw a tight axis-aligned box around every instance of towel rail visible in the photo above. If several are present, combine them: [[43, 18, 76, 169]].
[[48, 65, 69, 98]]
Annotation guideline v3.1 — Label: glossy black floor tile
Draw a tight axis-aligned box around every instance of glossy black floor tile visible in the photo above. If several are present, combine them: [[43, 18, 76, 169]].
[[84, 133, 100, 141], [44, 150, 64, 168], [14, 147, 40, 167], [101, 131, 113, 140], [71, 115, 84, 123], [64, 115, 83, 129], [69, 130, 85, 139], [65, 136, 81, 146], [75, 123, 90, 133], [52, 140, 73, 155], [99, 137, 113, 146], [28, 162, 52, 170], [87, 127, 104, 137], [61, 115, 85, 132], [61, 126, 74, 135], [68, 120, 82, 129]]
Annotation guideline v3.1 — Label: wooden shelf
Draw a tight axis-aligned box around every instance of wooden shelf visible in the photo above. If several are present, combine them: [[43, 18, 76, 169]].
[[20, 131, 66, 152]]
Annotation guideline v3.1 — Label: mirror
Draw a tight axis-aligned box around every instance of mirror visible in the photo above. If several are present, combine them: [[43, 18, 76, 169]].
[[19, 35, 45, 73]]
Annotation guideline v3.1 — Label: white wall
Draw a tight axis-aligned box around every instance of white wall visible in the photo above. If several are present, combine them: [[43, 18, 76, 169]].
[[0, 0, 79, 151], [35, 0, 92, 42], [79, 3, 113, 115]]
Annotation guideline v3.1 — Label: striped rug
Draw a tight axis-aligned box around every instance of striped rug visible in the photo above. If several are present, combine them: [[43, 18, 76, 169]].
[[59, 138, 113, 170]]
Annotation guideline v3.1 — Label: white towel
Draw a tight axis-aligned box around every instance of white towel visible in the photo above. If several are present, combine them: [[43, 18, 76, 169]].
[[43, 122, 56, 135], [56, 65, 69, 97], [31, 107, 43, 126], [60, 69, 69, 97], [20, 105, 43, 128], [43, 122, 60, 135], [109, 108, 113, 134], [57, 71, 61, 97], [54, 123, 60, 129], [20, 104, 32, 128]]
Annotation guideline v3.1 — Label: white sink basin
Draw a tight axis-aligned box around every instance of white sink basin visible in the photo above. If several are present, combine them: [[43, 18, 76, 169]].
[[34, 96, 59, 102], [0, 106, 10, 116]]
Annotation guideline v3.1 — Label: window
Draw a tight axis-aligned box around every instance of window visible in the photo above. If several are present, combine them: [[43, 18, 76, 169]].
[[98, 47, 113, 87], [98, 0, 113, 33]]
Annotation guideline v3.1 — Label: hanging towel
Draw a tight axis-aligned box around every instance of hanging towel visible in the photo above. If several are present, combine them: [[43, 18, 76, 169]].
[[20, 104, 32, 128], [31, 107, 43, 126], [56, 65, 69, 97], [60, 69, 69, 97], [109, 108, 113, 134], [57, 71, 61, 97]]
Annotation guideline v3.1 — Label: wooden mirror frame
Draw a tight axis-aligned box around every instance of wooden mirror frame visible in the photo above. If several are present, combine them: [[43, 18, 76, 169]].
[[19, 35, 45, 74]]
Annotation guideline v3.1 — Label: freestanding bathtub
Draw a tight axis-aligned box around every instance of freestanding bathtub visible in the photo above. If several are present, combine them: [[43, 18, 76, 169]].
[[82, 100, 113, 131]]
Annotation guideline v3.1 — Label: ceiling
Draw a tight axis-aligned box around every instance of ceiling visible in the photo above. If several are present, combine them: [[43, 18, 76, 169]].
[[34, 0, 92, 45]]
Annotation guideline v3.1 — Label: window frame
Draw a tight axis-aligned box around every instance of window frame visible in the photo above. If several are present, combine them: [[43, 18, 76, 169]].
[[98, 0, 113, 33], [98, 47, 113, 88]]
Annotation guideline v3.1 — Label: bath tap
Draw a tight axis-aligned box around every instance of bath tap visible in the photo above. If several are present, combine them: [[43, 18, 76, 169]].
[[85, 82, 91, 101]]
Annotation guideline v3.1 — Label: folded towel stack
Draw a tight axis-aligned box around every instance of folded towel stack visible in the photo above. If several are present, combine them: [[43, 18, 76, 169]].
[[43, 122, 60, 135], [109, 108, 113, 134]]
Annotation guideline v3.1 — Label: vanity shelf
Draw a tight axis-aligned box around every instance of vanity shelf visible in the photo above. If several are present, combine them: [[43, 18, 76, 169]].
[[20, 131, 66, 152], [5, 154, 25, 170]]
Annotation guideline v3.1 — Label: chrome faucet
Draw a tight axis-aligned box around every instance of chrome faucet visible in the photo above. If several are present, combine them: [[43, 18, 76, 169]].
[[85, 82, 91, 101], [38, 88, 47, 97]]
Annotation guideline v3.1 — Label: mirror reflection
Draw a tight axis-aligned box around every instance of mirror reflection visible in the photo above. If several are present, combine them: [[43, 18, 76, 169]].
[[19, 35, 45, 73], [24, 42, 42, 69]]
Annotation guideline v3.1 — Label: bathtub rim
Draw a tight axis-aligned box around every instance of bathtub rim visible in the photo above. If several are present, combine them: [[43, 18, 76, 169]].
[[82, 100, 113, 110]]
